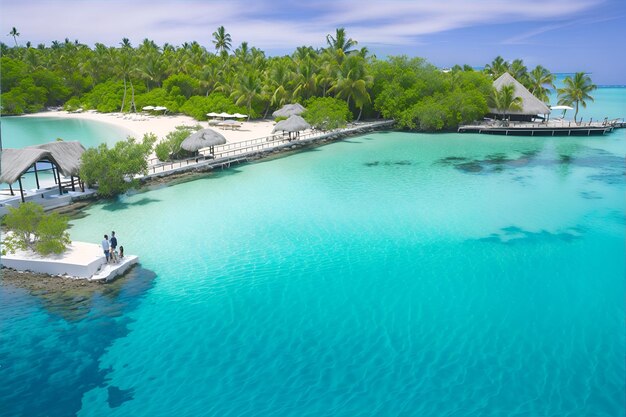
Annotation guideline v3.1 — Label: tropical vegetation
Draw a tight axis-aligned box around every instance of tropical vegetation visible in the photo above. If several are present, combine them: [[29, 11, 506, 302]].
[[1, 202, 71, 255], [303, 97, 352, 130], [557, 72, 597, 122], [488, 85, 523, 120], [155, 125, 202, 161], [79, 134, 157, 197], [1, 28, 593, 130]]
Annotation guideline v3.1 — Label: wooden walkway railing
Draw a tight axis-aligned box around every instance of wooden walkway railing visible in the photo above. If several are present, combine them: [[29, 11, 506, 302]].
[[145, 121, 394, 177]]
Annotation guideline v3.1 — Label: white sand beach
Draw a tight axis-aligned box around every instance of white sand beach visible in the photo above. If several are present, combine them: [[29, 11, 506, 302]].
[[23, 110, 278, 145]]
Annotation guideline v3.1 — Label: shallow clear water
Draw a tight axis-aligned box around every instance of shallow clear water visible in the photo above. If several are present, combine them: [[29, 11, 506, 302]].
[[1, 116, 131, 149], [1, 90, 625, 416], [1, 116, 131, 189]]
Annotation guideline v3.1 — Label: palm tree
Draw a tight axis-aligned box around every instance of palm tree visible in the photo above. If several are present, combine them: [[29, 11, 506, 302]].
[[488, 85, 523, 120], [8, 27, 19, 47], [326, 28, 357, 54], [527, 65, 555, 103], [292, 58, 318, 101], [485, 56, 508, 79], [265, 59, 293, 109], [212, 26, 232, 57], [509, 59, 528, 83], [330, 55, 372, 120], [234, 42, 251, 66], [557, 72, 596, 123], [231, 72, 263, 120], [117, 38, 137, 112], [326, 28, 357, 64]]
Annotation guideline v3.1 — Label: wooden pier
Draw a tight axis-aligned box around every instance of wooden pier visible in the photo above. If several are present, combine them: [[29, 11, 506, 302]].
[[458, 119, 623, 136]]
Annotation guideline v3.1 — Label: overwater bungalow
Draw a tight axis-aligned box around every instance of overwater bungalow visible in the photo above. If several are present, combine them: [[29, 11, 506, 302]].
[[459, 73, 619, 136]]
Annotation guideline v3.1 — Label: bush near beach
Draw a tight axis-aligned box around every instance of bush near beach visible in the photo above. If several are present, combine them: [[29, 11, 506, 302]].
[[1, 202, 71, 256]]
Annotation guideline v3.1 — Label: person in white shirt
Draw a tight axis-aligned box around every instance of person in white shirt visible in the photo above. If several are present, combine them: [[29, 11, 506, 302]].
[[102, 234, 110, 263]]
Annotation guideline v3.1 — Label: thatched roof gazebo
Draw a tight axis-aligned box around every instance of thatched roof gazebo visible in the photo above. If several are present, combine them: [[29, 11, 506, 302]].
[[35, 141, 86, 178], [0, 141, 86, 202], [490, 73, 551, 120], [181, 128, 226, 157], [272, 115, 311, 140], [0, 148, 54, 186], [272, 103, 306, 119]]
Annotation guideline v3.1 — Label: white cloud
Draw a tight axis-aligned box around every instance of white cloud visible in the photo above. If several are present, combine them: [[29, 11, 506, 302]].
[[0, 0, 605, 48]]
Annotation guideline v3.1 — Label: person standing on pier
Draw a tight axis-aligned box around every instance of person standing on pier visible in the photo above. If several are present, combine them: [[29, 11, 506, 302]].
[[110, 231, 119, 263], [102, 234, 110, 263]]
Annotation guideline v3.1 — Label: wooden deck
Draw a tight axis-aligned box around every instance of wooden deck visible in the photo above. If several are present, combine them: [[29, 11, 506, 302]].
[[458, 120, 622, 136]]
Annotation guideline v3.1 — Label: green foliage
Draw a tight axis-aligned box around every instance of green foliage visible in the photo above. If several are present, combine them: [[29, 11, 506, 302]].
[[1, 202, 71, 255], [163, 74, 200, 99], [303, 97, 351, 130], [489, 85, 523, 119], [2, 202, 44, 252], [0, 35, 585, 131], [34, 213, 72, 255], [155, 126, 201, 161], [372, 57, 490, 130], [63, 97, 83, 111], [81, 81, 125, 112], [558, 72, 596, 122], [179, 93, 246, 121], [80, 134, 157, 197]]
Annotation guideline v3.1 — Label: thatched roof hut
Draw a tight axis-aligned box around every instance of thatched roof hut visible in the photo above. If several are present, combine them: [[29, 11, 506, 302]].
[[272, 115, 311, 133], [34, 141, 86, 177], [181, 128, 227, 152], [272, 103, 305, 119], [0, 148, 56, 184], [491, 73, 551, 116]]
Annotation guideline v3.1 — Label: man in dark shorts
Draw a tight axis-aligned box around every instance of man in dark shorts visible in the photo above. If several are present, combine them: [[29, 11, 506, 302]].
[[110, 231, 118, 263], [110, 231, 118, 252]]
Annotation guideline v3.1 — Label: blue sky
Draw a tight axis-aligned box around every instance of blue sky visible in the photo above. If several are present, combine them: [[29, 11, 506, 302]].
[[1, 0, 625, 84]]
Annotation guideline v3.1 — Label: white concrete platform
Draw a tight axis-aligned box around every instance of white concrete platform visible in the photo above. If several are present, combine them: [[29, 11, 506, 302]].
[[1, 240, 138, 281]]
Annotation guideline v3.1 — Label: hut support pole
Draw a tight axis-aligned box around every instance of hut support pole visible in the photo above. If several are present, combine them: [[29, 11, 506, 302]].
[[55, 164, 63, 195], [33, 163, 40, 189], [9, 183, 14, 196], [17, 177, 25, 203], [71, 176, 75, 191], [52, 164, 58, 184]]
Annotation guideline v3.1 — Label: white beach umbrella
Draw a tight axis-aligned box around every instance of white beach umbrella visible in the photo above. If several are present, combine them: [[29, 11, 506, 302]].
[[217, 112, 233, 118], [142, 105, 155, 111], [232, 113, 247, 119], [550, 105, 574, 110], [154, 106, 167, 111], [207, 112, 220, 117]]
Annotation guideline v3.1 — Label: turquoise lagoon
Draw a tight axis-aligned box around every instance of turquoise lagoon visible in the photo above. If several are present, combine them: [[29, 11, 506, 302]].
[[1, 116, 131, 149], [1, 92, 625, 417], [1, 116, 131, 189]]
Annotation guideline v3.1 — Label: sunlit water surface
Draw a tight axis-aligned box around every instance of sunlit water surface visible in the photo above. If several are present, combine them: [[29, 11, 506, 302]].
[[1, 89, 625, 417]]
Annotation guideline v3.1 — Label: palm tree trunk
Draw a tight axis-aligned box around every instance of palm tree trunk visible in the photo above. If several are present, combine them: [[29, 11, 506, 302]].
[[574, 101, 579, 123], [120, 76, 127, 112], [130, 79, 136, 113], [356, 106, 363, 121]]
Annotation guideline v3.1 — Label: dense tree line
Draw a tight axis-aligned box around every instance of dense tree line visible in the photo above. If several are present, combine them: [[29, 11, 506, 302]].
[[1, 28, 588, 130]]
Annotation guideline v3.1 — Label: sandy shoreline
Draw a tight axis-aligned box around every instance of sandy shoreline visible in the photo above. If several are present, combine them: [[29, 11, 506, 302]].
[[22, 110, 278, 145]]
